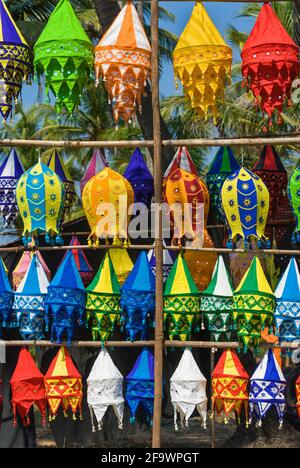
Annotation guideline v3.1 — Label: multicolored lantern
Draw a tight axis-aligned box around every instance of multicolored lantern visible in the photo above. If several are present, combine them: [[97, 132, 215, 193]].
[[164, 253, 200, 341], [288, 165, 300, 244], [221, 167, 270, 248], [34, 0, 94, 116], [0, 0, 32, 120], [10, 348, 47, 427], [12, 248, 51, 291], [201, 256, 234, 341], [62, 235, 93, 287], [16, 161, 65, 245], [108, 243, 133, 285], [80, 149, 107, 195], [45, 250, 86, 346], [95, 1, 151, 124], [233, 256, 275, 353], [44, 347, 83, 421], [86, 252, 121, 343], [13, 254, 49, 340], [82, 167, 134, 246], [206, 146, 240, 222], [170, 349, 207, 431], [296, 375, 300, 419], [126, 349, 154, 425], [0, 257, 13, 332], [274, 258, 300, 342], [212, 350, 249, 424], [120, 251, 155, 341], [87, 348, 124, 432], [47, 150, 75, 219], [173, 2, 232, 123], [241, 2, 299, 127], [148, 242, 175, 282], [252, 146, 294, 246], [0, 149, 24, 227], [249, 349, 286, 428], [124, 148, 154, 208]]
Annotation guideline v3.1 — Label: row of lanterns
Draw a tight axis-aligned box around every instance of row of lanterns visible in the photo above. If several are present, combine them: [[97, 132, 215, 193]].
[[3, 347, 300, 431], [1, 0, 299, 127]]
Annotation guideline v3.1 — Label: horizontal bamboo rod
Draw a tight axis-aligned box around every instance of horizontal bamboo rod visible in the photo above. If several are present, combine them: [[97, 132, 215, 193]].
[[163, 135, 300, 148]]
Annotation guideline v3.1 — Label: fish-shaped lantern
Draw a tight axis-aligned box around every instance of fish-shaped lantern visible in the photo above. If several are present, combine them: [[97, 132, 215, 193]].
[[0, 149, 24, 227]]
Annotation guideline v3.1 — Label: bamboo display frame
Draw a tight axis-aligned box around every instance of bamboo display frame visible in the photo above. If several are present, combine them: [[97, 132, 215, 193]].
[[0, 0, 299, 449]]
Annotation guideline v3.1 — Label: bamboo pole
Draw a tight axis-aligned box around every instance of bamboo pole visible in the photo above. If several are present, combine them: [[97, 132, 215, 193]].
[[151, 0, 164, 450]]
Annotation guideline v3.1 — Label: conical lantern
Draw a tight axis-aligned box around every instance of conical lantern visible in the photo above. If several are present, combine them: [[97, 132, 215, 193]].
[[233, 256, 275, 352], [0, 0, 32, 120], [124, 148, 154, 208], [296, 375, 300, 419], [87, 349, 124, 432], [148, 242, 174, 282], [274, 258, 300, 342], [45, 250, 86, 346], [126, 349, 154, 425], [34, 0, 94, 116], [0, 149, 24, 227], [95, 1, 151, 124], [82, 167, 134, 246], [108, 242, 133, 285], [221, 167, 270, 248], [206, 146, 240, 222], [16, 161, 65, 245], [164, 253, 200, 341], [252, 146, 294, 246], [12, 248, 51, 291], [288, 165, 300, 244], [10, 348, 47, 427], [47, 150, 75, 218], [0, 257, 13, 333], [80, 149, 107, 195], [241, 2, 299, 127], [212, 350, 249, 424], [173, 3, 232, 123], [44, 347, 83, 421], [13, 254, 49, 340], [201, 256, 234, 341], [86, 253, 121, 343], [170, 349, 207, 431], [249, 349, 286, 428], [62, 235, 93, 287], [120, 251, 155, 341]]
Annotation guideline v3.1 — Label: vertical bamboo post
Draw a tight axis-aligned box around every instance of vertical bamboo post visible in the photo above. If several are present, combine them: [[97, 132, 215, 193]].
[[151, 0, 164, 450], [210, 347, 216, 449]]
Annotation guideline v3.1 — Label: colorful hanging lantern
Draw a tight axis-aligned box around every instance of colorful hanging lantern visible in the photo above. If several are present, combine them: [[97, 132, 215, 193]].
[[47, 150, 75, 219], [95, 1, 151, 124], [86, 253, 121, 343], [0, 149, 24, 227], [13, 254, 49, 340], [163, 146, 210, 242], [82, 167, 134, 246], [170, 349, 207, 431], [201, 256, 234, 341], [10, 348, 47, 427], [126, 349, 154, 425], [288, 165, 300, 244], [0, 0, 32, 120], [16, 161, 64, 246], [0, 257, 13, 332], [108, 243, 133, 285], [221, 167, 270, 248], [87, 348, 124, 432], [80, 149, 107, 195], [12, 248, 51, 291], [233, 256, 275, 353], [296, 375, 300, 419], [274, 258, 300, 342], [252, 146, 294, 246], [241, 2, 299, 127], [120, 251, 155, 341], [44, 347, 83, 421], [62, 235, 93, 287], [148, 242, 175, 282], [206, 146, 240, 222], [45, 250, 86, 346], [34, 0, 93, 116], [212, 350, 249, 424], [124, 148, 154, 208], [249, 349, 286, 428], [173, 3, 232, 123], [164, 253, 200, 341]]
